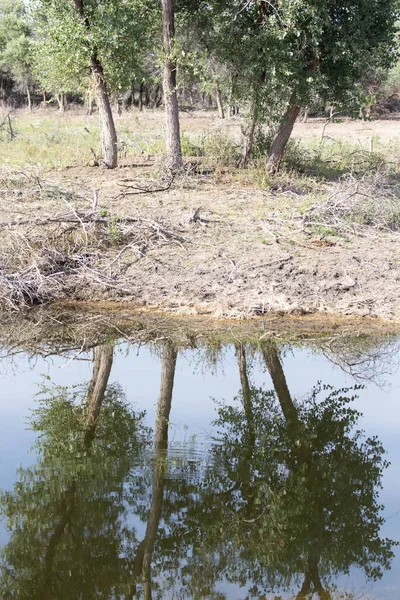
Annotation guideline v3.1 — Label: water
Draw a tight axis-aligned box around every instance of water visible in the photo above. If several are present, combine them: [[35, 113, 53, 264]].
[[0, 329, 400, 600]]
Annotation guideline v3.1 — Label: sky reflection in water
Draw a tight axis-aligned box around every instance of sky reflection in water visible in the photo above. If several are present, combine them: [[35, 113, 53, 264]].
[[0, 336, 399, 599]]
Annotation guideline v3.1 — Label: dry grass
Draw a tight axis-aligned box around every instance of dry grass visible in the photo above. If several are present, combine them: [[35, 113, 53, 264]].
[[0, 170, 187, 309], [1, 108, 400, 321]]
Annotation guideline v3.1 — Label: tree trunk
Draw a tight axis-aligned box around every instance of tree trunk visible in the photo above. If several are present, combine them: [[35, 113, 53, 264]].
[[238, 102, 257, 168], [216, 86, 224, 119], [122, 88, 132, 110], [72, 0, 117, 168], [153, 84, 163, 108], [302, 104, 309, 123], [145, 86, 150, 108], [161, 0, 183, 173], [57, 94, 65, 112], [86, 89, 94, 116], [42, 90, 47, 109], [115, 95, 122, 116], [26, 88, 32, 112], [139, 82, 144, 112], [266, 93, 300, 174], [90, 55, 118, 168]]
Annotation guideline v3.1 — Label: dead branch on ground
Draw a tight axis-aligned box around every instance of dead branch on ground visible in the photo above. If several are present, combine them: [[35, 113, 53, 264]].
[[0, 175, 186, 310], [302, 170, 400, 236]]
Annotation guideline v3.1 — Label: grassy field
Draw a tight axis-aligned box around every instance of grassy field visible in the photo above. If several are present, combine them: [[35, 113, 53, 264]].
[[2, 106, 400, 172], [1, 106, 400, 322]]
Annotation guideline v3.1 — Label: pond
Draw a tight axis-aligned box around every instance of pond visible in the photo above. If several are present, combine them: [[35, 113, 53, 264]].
[[0, 318, 400, 599]]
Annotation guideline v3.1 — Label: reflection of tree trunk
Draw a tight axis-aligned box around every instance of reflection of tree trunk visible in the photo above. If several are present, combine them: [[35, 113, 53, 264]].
[[84, 344, 114, 449], [296, 571, 311, 600], [262, 341, 311, 465], [236, 343, 255, 447], [44, 483, 76, 579], [262, 341, 328, 599], [141, 459, 166, 600], [43, 344, 113, 593], [297, 548, 331, 600], [236, 343, 256, 517], [155, 342, 177, 450], [261, 341, 300, 428], [128, 342, 178, 599]]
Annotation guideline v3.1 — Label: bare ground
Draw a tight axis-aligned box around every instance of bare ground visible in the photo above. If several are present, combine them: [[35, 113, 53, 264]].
[[1, 112, 400, 323], [0, 170, 399, 323]]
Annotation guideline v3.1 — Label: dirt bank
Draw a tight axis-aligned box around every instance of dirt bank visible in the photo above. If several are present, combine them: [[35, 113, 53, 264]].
[[1, 159, 400, 324]]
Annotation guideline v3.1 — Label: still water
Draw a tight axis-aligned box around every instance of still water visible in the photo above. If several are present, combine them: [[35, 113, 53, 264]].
[[0, 334, 400, 599]]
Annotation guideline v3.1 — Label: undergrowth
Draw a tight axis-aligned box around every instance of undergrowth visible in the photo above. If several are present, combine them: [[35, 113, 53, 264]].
[[2, 107, 400, 239]]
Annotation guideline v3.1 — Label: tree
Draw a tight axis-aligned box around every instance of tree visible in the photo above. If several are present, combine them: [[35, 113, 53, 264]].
[[161, 0, 183, 173], [33, 0, 155, 167], [262, 0, 399, 173], [0, 0, 36, 109], [184, 0, 398, 173]]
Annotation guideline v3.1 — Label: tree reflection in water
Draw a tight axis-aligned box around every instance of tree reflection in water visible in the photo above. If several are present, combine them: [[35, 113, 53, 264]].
[[185, 341, 396, 599], [0, 342, 150, 599], [0, 340, 397, 599]]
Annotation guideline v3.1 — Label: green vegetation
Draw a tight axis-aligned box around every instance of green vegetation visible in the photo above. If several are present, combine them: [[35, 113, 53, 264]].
[[1, 0, 399, 171]]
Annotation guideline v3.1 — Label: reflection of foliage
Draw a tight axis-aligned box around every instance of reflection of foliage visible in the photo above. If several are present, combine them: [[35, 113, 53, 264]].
[[0, 348, 397, 600], [31, 379, 147, 458], [313, 337, 400, 388], [187, 383, 397, 597], [0, 379, 150, 600]]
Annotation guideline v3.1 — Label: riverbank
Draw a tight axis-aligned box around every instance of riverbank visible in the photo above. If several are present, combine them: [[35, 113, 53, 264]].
[[1, 109, 400, 323], [1, 163, 400, 322]]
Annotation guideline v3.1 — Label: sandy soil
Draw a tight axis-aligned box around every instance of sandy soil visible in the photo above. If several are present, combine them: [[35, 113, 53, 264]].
[[1, 172, 399, 323], [1, 114, 400, 323]]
